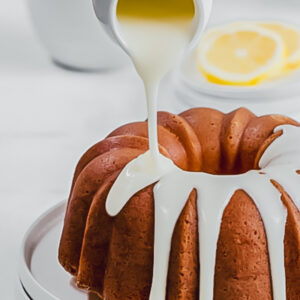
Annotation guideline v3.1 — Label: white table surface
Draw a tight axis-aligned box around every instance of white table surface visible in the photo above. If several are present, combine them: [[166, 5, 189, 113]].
[[2, 1, 300, 299]]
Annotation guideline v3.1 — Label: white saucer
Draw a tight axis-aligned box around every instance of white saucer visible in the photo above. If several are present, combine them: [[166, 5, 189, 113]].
[[18, 201, 100, 300], [180, 47, 300, 101]]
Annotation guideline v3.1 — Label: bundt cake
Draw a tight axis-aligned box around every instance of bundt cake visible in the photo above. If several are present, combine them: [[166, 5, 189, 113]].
[[59, 107, 300, 299]]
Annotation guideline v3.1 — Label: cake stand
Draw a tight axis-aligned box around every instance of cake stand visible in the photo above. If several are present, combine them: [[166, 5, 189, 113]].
[[18, 201, 100, 300]]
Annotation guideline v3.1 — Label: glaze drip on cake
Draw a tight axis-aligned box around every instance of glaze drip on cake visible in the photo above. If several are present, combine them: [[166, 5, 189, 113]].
[[107, 125, 300, 300]]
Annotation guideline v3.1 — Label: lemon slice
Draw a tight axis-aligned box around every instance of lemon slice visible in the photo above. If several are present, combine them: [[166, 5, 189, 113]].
[[259, 22, 300, 69], [197, 24, 286, 85]]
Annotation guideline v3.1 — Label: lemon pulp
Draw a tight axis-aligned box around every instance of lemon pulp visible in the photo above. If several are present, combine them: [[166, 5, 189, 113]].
[[206, 31, 278, 74], [260, 22, 300, 69], [197, 21, 300, 86]]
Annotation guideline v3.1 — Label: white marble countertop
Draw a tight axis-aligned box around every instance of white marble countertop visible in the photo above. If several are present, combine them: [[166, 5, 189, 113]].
[[2, 0, 300, 299]]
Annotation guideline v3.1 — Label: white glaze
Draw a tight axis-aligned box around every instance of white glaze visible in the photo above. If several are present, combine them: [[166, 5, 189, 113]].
[[107, 125, 300, 300], [109, 4, 300, 300]]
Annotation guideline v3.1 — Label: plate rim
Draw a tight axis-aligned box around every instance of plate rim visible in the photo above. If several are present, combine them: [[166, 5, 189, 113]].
[[18, 200, 67, 300]]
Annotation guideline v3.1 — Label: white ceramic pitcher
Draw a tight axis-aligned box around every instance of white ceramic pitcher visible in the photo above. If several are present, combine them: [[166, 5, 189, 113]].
[[92, 0, 213, 56]]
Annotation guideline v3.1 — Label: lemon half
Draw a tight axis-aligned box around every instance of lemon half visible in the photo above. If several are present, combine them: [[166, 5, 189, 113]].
[[197, 24, 286, 85]]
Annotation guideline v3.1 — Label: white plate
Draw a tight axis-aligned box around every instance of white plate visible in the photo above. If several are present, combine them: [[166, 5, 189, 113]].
[[175, 48, 300, 118], [180, 47, 300, 101], [175, 0, 300, 116], [15, 279, 31, 300], [18, 201, 100, 300]]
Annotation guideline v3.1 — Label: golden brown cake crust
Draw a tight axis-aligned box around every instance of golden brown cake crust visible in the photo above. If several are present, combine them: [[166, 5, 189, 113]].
[[58, 107, 300, 299], [214, 190, 272, 299], [167, 189, 199, 300]]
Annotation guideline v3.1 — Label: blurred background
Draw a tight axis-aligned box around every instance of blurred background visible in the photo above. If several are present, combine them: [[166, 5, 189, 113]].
[[2, 0, 300, 299]]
